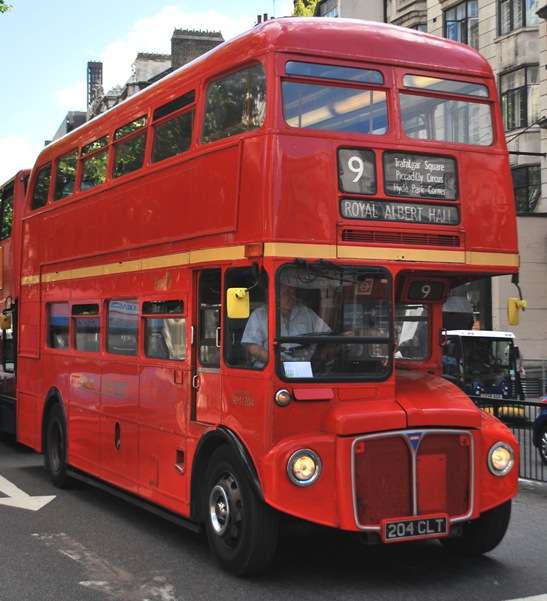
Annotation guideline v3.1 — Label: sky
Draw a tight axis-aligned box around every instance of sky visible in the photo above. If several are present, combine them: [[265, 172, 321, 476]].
[[0, 0, 295, 184]]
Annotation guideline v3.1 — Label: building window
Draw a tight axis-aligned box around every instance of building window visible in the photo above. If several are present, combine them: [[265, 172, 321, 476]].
[[512, 164, 541, 213], [444, 0, 479, 49], [500, 66, 539, 131], [412, 23, 428, 32], [499, 0, 539, 35]]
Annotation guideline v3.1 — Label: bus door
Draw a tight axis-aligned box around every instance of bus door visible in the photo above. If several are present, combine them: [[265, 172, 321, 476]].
[[192, 269, 222, 424]]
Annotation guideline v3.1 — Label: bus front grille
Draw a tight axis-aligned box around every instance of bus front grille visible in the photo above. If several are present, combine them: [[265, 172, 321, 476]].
[[352, 430, 473, 530]]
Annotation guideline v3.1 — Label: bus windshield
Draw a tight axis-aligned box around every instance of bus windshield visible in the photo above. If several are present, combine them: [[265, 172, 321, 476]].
[[276, 263, 392, 381]]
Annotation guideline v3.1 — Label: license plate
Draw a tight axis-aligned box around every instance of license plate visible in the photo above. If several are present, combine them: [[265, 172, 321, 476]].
[[381, 515, 449, 543]]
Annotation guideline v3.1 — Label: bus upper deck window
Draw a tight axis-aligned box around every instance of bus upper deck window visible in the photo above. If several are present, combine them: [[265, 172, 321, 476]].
[[152, 91, 195, 163], [286, 61, 384, 85], [400, 93, 493, 146], [81, 136, 109, 191], [283, 82, 388, 135], [113, 117, 147, 179], [0, 184, 14, 240], [403, 75, 488, 98], [31, 164, 51, 210], [283, 60, 387, 135], [202, 64, 266, 143], [54, 149, 78, 201]]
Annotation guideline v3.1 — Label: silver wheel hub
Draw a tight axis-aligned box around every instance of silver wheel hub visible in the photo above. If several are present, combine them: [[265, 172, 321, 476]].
[[209, 484, 230, 536]]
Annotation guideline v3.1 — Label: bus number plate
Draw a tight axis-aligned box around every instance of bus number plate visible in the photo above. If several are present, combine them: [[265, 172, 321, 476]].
[[382, 515, 448, 543]]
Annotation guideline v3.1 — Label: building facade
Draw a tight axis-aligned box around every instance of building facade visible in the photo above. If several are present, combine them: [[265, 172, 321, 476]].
[[315, 0, 547, 360]]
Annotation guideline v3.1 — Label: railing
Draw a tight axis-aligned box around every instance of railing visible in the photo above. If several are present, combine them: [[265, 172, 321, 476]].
[[476, 399, 547, 483], [521, 359, 547, 399]]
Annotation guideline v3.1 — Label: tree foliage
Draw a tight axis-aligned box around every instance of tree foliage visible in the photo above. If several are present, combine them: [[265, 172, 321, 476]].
[[292, 0, 319, 16], [0, 1, 11, 14]]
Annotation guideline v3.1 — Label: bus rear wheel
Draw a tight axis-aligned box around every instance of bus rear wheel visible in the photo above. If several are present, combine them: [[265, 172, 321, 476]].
[[203, 445, 279, 576], [441, 500, 511, 556], [44, 403, 70, 488]]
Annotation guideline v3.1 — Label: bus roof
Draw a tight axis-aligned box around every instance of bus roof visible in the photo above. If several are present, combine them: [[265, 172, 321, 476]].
[[34, 18, 493, 166], [447, 330, 516, 339]]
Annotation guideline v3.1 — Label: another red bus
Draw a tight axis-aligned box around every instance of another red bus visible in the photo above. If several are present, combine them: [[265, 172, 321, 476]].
[[12, 19, 519, 574], [0, 170, 28, 435]]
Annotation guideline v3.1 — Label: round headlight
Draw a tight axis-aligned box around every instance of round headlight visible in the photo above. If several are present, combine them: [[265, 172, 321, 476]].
[[488, 442, 514, 476], [287, 449, 321, 486]]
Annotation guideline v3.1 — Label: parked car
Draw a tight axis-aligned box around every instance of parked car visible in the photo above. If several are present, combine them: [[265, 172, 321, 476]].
[[533, 397, 547, 465]]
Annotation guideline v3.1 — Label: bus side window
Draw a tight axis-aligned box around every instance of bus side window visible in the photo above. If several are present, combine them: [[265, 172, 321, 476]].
[[0, 183, 14, 240], [113, 116, 147, 178], [202, 63, 266, 143], [107, 299, 138, 356], [47, 302, 69, 349], [31, 164, 52, 210], [224, 267, 268, 369], [143, 300, 186, 361], [73, 304, 100, 353], [53, 149, 78, 200]]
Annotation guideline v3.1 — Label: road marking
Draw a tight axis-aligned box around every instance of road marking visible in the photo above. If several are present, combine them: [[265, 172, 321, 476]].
[[0, 475, 55, 511], [33, 533, 179, 601], [504, 596, 547, 601]]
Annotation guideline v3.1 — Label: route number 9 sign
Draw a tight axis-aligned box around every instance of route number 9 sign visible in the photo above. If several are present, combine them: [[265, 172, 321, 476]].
[[338, 149, 376, 195]]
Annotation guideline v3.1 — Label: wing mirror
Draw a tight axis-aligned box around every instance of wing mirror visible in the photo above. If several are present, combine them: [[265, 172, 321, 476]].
[[227, 288, 250, 319]]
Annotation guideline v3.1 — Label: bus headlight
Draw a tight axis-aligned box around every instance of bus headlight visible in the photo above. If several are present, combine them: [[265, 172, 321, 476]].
[[488, 442, 514, 476], [287, 449, 321, 486]]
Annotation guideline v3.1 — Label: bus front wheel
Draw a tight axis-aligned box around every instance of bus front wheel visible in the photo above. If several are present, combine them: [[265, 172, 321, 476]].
[[203, 445, 279, 576], [44, 403, 70, 488], [441, 500, 511, 556]]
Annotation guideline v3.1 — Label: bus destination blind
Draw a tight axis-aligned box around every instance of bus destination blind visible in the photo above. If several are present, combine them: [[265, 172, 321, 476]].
[[383, 152, 457, 200], [340, 198, 459, 225]]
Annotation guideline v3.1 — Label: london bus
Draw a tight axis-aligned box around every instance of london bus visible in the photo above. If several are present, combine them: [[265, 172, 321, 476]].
[[10, 19, 520, 575], [0, 170, 28, 435]]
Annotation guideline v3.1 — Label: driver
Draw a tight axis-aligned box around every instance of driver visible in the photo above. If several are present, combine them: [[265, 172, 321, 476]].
[[241, 283, 330, 367]]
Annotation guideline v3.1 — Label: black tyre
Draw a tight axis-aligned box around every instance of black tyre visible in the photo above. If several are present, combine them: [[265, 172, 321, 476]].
[[441, 500, 511, 556], [203, 445, 279, 576], [538, 426, 547, 466], [44, 403, 70, 488]]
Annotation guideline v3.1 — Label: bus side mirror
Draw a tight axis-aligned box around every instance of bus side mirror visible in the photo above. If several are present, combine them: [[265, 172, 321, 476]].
[[0, 313, 11, 330], [227, 288, 250, 319], [507, 297, 527, 325]]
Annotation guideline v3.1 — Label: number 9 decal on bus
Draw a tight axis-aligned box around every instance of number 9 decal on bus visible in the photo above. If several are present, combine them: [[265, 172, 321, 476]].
[[338, 148, 376, 195]]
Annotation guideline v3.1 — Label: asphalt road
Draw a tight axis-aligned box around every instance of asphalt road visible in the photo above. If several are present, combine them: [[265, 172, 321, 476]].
[[1, 435, 546, 601]]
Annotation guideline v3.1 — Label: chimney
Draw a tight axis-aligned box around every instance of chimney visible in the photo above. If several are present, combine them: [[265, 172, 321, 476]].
[[171, 29, 224, 69]]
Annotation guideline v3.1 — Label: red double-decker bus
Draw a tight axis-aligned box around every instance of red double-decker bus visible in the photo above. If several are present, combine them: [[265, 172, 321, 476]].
[[11, 19, 520, 574], [0, 170, 28, 435]]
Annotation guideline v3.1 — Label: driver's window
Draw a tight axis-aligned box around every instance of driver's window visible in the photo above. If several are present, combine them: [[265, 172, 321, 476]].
[[224, 267, 268, 369]]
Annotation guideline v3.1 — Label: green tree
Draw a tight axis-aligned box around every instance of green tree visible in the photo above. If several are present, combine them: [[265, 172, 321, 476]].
[[292, 0, 319, 16], [0, 1, 12, 14]]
